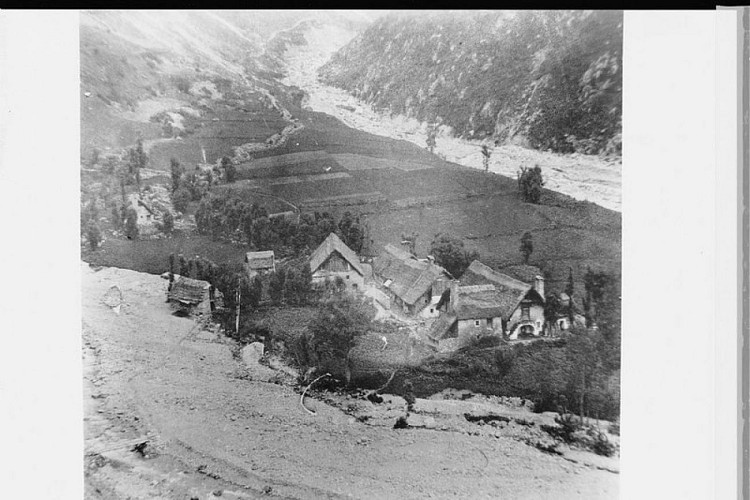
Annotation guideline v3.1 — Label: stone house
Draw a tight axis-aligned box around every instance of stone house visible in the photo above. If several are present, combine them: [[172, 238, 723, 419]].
[[372, 244, 451, 317], [309, 232, 364, 292], [428, 260, 546, 350]]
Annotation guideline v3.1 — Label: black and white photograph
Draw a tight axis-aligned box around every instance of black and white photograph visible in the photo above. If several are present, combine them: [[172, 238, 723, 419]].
[[76, 10, 624, 499]]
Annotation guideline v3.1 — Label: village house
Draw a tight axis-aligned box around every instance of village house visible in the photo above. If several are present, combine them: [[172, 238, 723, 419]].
[[244, 250, 276, 279], [428, 260, 546, 350], [167, 276, 217, 316], [309, 232, 364, 292], [372, 244, 451, 317]]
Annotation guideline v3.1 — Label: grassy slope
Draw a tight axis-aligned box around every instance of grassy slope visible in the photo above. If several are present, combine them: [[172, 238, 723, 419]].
[[84, 77, 620, 300]]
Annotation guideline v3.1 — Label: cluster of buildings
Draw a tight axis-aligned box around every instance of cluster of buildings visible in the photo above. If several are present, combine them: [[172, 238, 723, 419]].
[[166, 231, 570, 351], [305, 233, 562, 351]]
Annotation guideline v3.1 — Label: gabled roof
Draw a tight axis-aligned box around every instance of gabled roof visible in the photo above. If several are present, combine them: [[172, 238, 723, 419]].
[[168, 277, 211, 305], [498, 264, 543, 284], [373, 244, 449, 306], [383, 243, 415, 261], [455, 260, 542, 320], [427, 313, 457, 341], [245, 250, 275, 269], [309, 232, 363, 276]]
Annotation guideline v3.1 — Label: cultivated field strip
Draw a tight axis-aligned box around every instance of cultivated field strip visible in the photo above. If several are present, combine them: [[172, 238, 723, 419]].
[[332, 153, 434, 172], [299, 191, 387, 208], [236, 150, 332, 170]]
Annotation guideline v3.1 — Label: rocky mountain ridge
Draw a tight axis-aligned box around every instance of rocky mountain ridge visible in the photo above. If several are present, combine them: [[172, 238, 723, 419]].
[[319, 10, 622, 156]]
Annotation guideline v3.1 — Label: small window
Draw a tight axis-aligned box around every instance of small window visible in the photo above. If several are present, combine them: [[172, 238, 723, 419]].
[[346, 275, 350, 279], [474, 320, 481, 327], [430, 308, 434, 314]]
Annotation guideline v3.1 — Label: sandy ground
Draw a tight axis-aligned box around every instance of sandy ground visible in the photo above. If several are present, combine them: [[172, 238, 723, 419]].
[[279, 24, 622, 212], [83, 263, 618, 499]]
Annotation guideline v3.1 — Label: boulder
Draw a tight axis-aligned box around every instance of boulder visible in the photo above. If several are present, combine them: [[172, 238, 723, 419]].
[[241, 342, 265, 367], [406, 414, 437, 429]]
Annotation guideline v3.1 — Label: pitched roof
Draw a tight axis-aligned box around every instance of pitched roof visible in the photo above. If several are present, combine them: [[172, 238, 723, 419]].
[[309, 232, 363, 276], [245, 250, 275, 269], [455, 260, 540, 320], [373, 244, 449, 305], [168, 277, 211, 305], [498, 264, 543, 284], [427, 313, 457, 341]]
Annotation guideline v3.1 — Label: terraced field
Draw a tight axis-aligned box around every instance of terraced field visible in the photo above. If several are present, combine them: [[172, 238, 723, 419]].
[[332, 153, 434, 172], [146, 106, 289, 170], [234, 150, 347, 180]]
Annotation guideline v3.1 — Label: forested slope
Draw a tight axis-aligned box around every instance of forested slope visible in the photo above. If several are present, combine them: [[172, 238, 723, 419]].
[[319, 11, 622, 155]]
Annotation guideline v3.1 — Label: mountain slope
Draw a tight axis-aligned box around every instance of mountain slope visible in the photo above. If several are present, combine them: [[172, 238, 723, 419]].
[[319, 10, 622, 155]]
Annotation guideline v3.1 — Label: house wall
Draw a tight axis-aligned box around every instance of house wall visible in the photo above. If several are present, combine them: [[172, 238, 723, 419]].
[[507, 303, 545, 339], [312, 270, 364, 292], [169, 294, 212, 316], [320, 253, 352, 273], [419, 295, 442, 319], [456, 317, 504, 345]]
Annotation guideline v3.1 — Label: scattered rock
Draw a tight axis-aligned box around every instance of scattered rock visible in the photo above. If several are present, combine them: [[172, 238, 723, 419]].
[[241, 342, 265, 367], [406, 414, 437, 429]]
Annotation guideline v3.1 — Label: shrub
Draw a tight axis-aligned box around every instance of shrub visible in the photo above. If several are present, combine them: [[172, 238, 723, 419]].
[[160, 211, 174, 234], [86, 222, 102, 250], [547, 413, 581, 443], [124, 208, 139, 240], [429, 233, 479, 278], [591, 431, 616, 457], [305, 295, 375, 384], [172, 187, 192, 214], [517, 165, 544, 204]]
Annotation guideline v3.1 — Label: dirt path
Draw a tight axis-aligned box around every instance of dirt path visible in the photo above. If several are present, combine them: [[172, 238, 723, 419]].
[[82, 263, 617, 499]]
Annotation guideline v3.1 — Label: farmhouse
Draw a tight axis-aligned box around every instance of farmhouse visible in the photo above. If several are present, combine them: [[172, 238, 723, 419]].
[[428, 260, 546, 349], [309, 232, 364, 292], [372, 244, 451, 317], [245, 250, 276, 279], [167, 276, 215, 316]]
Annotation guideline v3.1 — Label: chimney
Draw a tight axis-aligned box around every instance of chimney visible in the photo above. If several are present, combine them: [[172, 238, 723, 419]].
[[533, 275, 545, 299], [450, 279, 460, 313]]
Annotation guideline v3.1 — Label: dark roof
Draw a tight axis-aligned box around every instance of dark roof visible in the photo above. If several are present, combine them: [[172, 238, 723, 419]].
[[498, 264, 543, 284], [245, 250, 275, 270], [383, 244, 415, 261], [168, 277, 211, 305], [309, 232, 363, 276], [373, 244, 448, 305], [427, 313, 457, 341], [455, 260, 541, 320]]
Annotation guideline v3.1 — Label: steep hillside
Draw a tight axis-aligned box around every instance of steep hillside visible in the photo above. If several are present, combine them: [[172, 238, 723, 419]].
[[319, 10, 622, 156], [79, 11, 318, 157]]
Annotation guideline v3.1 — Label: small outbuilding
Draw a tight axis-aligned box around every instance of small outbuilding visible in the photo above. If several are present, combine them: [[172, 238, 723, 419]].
[[245, 250, 276, 279], [167, 276, 215, 316]]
